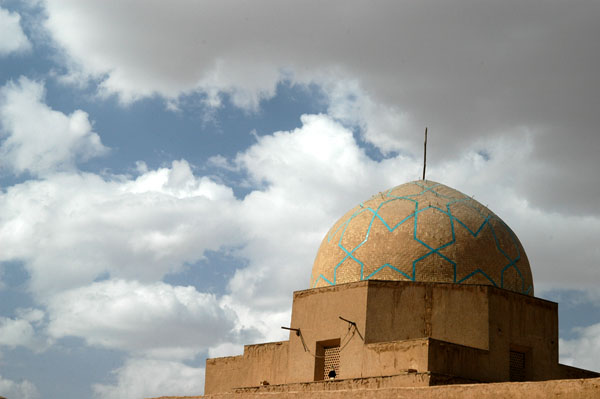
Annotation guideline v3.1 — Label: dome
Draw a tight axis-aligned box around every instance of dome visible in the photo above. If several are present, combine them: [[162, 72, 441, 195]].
[[311, 180, 533, 295]]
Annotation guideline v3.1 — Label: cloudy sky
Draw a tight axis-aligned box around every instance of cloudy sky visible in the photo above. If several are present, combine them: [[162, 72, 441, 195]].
[[0, 0, 599, 398]]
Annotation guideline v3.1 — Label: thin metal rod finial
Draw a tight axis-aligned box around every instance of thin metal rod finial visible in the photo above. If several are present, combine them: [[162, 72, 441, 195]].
[[422, 127, 428, 181]]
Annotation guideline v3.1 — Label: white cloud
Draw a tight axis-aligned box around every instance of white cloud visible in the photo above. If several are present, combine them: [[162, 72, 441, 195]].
[[0, 308, 46, 352], [130, 159, 233, 200], [0, 109, 599, 383], [47, 280, 237, 358], [214, 115, 419, 341], [0, 113, 416, 350], [215, 116, 600, 343], [323, 78, 418, 155], [0, 159, 240, 297], [0, 2, 597, 395], [207, 341, 243, 359], [0, 374, 40, 399], [560, 323, 600, 372], [3, 111, 592, 347], [0, 114, 410, 307], [92, 358, 205, 399], [0, 77, 108, 176], [0, 317, 36, 349], [39, 0, 600, 215], [41, 0, 286, 105], [430, 134, 600, 292], [15, 307, 44, 323], [0, 7, 31, 56]]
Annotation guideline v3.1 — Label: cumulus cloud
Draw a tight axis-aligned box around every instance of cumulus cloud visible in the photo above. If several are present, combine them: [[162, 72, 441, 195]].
[[211, 115, 600, 345], [92, 358, 205, 399], [0, 374, 40, 399], [0, 77, 108, 176], [560, 323, 600, 372], [42, 0, 286, 104], [426, 133, 600, 290], [228, 114, 419, 312], [0, 107, 597, 384], [0, 2, 596, 395], [39, 0, 600, 215], [0, 7, 31, 56], [0, 159, 239, 297], [0, 114, 396, 346], [207, 341, 244, 359], [0, 308, 45, 351], [47, 280, 238, 358], [2, 112, 597, 351], [0, 317, 36, 348], [323, 78, 418, 155], [0, 113, 411, 314]]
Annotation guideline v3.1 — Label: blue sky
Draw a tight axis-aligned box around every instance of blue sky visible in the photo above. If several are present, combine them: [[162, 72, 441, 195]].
[[0, 1, 599, 398]]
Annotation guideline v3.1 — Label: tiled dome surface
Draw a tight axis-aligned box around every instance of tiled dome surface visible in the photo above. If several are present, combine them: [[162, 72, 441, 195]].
[[311, 180, 533, 295]]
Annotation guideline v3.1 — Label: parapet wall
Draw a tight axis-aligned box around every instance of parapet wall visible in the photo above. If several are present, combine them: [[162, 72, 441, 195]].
[[205, 341, 289, 394], [361, 339, 430, 377], [558, 364, 600, 380], [151, 377, 600, 399]]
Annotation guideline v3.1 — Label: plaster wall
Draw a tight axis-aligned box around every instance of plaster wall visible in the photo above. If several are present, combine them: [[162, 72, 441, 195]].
[[204, 281, 598, 394], [487, 288, 558, 381], [430, 284, 489, 350], [426, 339, 491, 381], [243, 341, 289, 386], [204, 341, 288, 395], [156, 377, 600, 399], [364, 281, 489, 349], [235, 373, 434, 393], [558, 364, 600, 380], [363, 281, 560, 382], [286, 283, 369, 383], [361, 339, 430, 377], [205, 355, 244, 394]]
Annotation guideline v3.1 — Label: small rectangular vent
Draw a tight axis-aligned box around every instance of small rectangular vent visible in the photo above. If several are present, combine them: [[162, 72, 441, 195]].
[[323, 345, 341, 379], [509, 350, 526, 381]]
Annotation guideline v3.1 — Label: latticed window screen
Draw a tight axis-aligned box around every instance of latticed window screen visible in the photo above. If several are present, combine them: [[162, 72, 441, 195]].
[[509, 350, 526, 381], [323, 345, 341, 379]]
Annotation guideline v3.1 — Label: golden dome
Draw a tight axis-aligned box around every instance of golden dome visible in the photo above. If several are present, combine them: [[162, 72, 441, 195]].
[[311, 180, 533, 295]]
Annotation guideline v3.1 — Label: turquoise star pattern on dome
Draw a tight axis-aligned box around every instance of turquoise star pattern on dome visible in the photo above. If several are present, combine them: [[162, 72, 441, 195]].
[[311, 180, 533, 295]]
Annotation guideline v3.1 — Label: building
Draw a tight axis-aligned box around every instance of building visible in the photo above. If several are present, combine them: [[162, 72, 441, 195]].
[[202, 180, 598, 396]]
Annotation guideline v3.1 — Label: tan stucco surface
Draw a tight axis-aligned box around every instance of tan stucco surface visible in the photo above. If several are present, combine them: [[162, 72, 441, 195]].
[[204, 281, 597, 395], [311, 180, 533, 295], [150, 376, 600, 399]]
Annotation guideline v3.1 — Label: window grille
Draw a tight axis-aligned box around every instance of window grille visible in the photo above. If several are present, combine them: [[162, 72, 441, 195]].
[[509, 350, 526, 381], [323, 345, 341, 379]]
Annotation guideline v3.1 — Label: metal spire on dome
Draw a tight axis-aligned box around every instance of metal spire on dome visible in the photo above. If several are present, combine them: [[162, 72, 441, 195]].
[[422, 127, 428, 180]]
